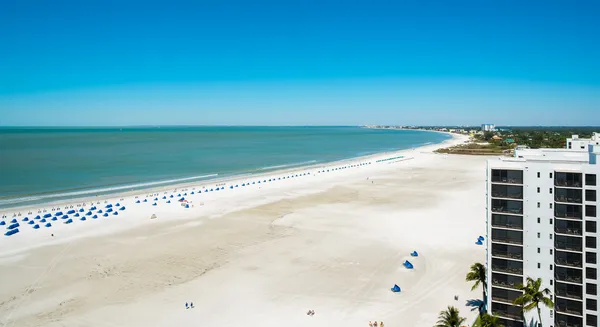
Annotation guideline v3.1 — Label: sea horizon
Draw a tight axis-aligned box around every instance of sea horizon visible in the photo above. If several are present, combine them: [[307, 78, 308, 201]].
[[0, 126, 450, 209]]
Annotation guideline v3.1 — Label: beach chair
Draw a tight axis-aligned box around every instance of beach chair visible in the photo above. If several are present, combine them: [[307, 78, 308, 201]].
[[391, 284, 401, 292]]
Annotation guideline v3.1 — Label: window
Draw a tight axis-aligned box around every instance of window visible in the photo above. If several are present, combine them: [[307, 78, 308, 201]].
[[550, 234, 553, 240], [550, 249, 553, 255], [537, 187, 540, 193], [537, 172, 541, 178], [586, 205, 597, 217], [537, 202, 541, 208], [538, 262, 541, 269], [587, 267, 597, 280], [550, 218, 553, 225], [568, 142, 572, 149], [588, 283, 598, 295], [550, 264, 553, 270], [588, 220, 598, 233], [550, 203, 553, 209], [587, 236, 597, 249], [588, 298, 598, 311], [587, 314, 598, 327], [587, 252, 597, 264], [550, 188, 553, 194], [537, 247, 541, 253], [550, 172, 553, 178], [538, 217, 541, 223], [587, 174, 597, 186], [538, 232, 541, 238], [587, 189, 597, 202], [550, 279, 553, 286]]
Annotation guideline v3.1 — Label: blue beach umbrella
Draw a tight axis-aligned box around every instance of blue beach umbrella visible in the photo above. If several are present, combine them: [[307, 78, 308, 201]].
[[103, 213, 109, 217], [45, 223, 52, 227], [0, 221, 5, 226], [92, 215, 98, 219], [28, 220, 35, 225]]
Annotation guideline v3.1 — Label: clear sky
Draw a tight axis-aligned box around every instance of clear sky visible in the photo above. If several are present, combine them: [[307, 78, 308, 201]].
[[1, 0, 599, 126]]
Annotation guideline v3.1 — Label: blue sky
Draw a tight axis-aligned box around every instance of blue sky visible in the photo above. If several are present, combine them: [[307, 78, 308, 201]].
[[1, 0, 599, 126]]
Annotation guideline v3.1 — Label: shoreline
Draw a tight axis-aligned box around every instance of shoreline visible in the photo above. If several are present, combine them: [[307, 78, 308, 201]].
[[0, 132, 462, 216]]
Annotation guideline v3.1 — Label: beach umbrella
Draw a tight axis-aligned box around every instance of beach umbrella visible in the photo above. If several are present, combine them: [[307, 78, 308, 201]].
[[5, 228, 19, 236], [35, 215, 41, 219], [0, 221, 5, 226], [120, 206, 125, 211], [170, 195, 174, 198], [10, 218, 17, 223], [22, 217, 29, 222], [152, 203, 157, 206], [28, 220, 35, 225], [40, 219, 47, 223], [97, 210, 103, 213], [163, 196, 167, 199], [80, 217, 86, 221], [44, 213, 52, 218], [106, 204, 112, 208], [45, 223, 52, 227], [86, 211, 92, 216], [74, 213, 80, 217], [116, 203, 120, 206], [230, 186, 234, 189], [113, 212, 119, 215], [143, 199, 148, 202], [67, 210, 75, 214], [191, 192, 195, 194], [136, 200, 140, 203], [62, 215, 68, 219], [64, 219, 73, 224], [51, 217, 57, 221], [92, 215, 98, 219], [103, 213, 109, 217], [79, 208, 84, 212]]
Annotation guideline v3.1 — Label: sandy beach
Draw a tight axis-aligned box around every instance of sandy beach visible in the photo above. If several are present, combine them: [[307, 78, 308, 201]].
[[0, 133, 489, 327]]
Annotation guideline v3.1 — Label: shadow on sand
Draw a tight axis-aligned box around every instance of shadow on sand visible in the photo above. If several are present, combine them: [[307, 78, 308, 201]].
[[465, 299, 485, 312]]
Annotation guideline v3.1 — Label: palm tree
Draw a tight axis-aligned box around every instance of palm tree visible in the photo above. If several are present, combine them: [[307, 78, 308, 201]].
[[435, 306, 466, 327], [466, 262, 487, 313], [479, 313, 503, 327], [513, 277, 554, 327]]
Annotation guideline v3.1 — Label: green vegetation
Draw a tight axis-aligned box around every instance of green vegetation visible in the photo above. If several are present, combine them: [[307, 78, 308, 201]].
[[466, 262, 488, 315], [513, 277, 554, 327], [477, 127, 597, 149], [435, 143, 511, 155], [434, 306, 467, 327], [473, 313, 503, 327]]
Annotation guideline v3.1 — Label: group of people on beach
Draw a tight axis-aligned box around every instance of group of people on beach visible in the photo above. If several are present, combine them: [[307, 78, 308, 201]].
[[369, 321, 384, 327]]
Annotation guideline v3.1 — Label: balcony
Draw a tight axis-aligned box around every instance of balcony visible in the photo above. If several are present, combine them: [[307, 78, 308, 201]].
[[498, 318, 524, 327], [555, 235, 583, 252], [491, 169, 523, 185], [555, 188, 583, 204], [492, 243, 523, 260], [491, 184, 523, 200], [555, 282, 583, 300], [555, 203, 583, 220], [492, 302, 523, 321], [554, 219, 583, 236], [556, 297, 583, 316], [492, 272, 522, 290], [492, 229, 523, 245], [491, 287, 522, 304], [492, 199, 523, 215], [492, 258, 523, 276], [555, 266, 583, 284], [555, 172, 583, 188], [555, 313, 583, 327], [555, 250, 583, 268], [491, 214, 523, 230]]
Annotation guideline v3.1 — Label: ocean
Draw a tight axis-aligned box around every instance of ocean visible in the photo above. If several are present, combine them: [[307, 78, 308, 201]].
[[0, 126, 450, 208]]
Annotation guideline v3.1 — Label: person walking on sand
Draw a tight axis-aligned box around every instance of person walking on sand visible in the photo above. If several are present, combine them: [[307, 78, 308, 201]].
[[373, 322, 378, 327], [380, 322, 384, 327], [369, 321, 373, 327], [190, 302, 194, 308], [185, 302, 189, 309]]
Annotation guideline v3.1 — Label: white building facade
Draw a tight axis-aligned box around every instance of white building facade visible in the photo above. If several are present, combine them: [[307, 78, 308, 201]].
[[486, 145, 599, 327], [568, 133, 600, 151], [482, 124, 496, 132]]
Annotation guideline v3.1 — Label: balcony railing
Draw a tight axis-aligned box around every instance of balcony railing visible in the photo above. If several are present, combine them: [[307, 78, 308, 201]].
[[492, 207, 523, 215], [493, 265, 523, 275], [492, 294, 517, 304], [555, 304, 583, 316], [554, 225, 582, 236], [492, 278, 520, 290], [555, 314, 583, 327], [555, 210, 582, 220], [492, 251, 523, 260], [555, 195, 583, 204], [492, 304, 523, 320], [491, 237, 523, 245], [555, 241, 582, 252], [555, 273, 582, 284], [555, 257, 582, 268], [491, 192, 523, 200], [556, 289, 583, 300], [555, 180, 582, 188]]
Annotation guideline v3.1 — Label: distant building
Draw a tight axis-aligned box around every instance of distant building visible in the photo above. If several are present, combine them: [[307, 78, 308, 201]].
[[568, 133, 600, 150], [482, 124, 496, 132]]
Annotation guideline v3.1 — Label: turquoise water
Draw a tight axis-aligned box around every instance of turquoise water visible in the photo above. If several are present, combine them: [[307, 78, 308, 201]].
[[0, 126, 449, 208]]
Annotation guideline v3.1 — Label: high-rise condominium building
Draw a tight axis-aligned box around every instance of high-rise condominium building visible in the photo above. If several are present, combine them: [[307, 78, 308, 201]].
[[486, 143, 599, 327]]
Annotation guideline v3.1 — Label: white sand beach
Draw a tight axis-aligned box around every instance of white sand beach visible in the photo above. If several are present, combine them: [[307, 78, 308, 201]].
[[0, 134, 489, 327]]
